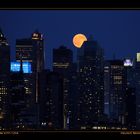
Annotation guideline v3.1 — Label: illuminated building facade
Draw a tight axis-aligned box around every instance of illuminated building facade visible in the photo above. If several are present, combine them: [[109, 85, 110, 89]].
[[39, 70, 63, 129], [11, 62, 32, 73], [77, 38, 104, 129], [137, 53, 140, 62], [0, 29, 10, 130], [53, 46, 73, 129], [105, 60, 126, 126]]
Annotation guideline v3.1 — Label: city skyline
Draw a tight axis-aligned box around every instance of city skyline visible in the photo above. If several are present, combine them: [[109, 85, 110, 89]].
[[0, 24, 140, 131], [1, 10, 140, 132], [1, 10, 140, 69]]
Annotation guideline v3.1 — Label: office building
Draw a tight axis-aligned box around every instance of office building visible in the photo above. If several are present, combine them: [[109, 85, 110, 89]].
[[104, 60, 126, 127], [53, 46, 73, 129], [77, 37, 104, 129], [15, 30, 45, 128], [124, 59, 136, 130], [16, 30, 45, 103], [10, 62, 26, 129], [39, 70, 64, 129]]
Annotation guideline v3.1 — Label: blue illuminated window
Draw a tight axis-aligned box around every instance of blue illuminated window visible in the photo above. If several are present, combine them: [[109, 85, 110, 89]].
[[11, 62, 32, 73], [22, 62, 32, 73]]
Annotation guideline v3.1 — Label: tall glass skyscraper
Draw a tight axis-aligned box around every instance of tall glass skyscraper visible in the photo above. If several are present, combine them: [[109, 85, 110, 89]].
[[15, 30, 45, 128], [77, 37, 104, 129]]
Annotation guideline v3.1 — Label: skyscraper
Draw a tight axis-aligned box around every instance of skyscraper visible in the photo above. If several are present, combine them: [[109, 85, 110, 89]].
[[77, 37, 104, 129], [0, 29, 10, 130], [16, 30, 45, 103], [10, 61, 36, 129], [16, 30, 45, 128], [10, 61, 26, 130], [125, 87, 136, 130], [135, 53, 140, 129], [53, 46, 73, 73], [39, 70, 64, 129], [53, 46, 73, 129], [104, 60, 126, 126], [67, 63, 78, 130], [124, 59, 136, 130]]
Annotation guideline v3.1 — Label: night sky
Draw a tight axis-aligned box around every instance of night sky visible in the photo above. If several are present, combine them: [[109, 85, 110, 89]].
[[0, 10, 140, 69]]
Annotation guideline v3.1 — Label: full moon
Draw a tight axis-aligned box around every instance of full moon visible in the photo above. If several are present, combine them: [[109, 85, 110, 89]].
[[73, 34, 87, 48]]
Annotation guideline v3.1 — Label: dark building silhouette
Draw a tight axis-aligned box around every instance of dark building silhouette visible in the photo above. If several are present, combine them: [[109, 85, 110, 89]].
[[68, 63, 79, 130], [0, 29, 10, 130], [39, 70, 64, 129], [135, 53, 140, 129], [104, 60, 126, 127], [16, 30, 45, 103], [53, 46, 73, 129], [16, 39, 35, 119], [16, 30, 45, 128], [53, 46, 73, 73], [10, 61, 26, 130], [125, 87, 136, 130], [124, 59, 136, 130], [10, 61, 37, 129], [77, 37, 104, 129]]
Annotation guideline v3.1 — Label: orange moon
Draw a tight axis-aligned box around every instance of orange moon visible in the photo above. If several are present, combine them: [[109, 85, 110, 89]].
[[73, 34, 87, 48]]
